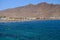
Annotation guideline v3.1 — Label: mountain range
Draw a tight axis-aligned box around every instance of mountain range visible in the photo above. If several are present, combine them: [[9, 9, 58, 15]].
[[0, 2, 60, 19]]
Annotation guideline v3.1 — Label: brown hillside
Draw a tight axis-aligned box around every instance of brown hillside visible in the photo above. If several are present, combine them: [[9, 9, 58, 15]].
[[0, 2, 60, 19]]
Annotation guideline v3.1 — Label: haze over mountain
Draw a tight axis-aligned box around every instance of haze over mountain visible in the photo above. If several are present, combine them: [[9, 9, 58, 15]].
[[0, 2, 60, 19]]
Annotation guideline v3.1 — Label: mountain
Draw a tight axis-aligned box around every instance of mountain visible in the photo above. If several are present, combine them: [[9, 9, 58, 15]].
[[0, 2, 60, 19]]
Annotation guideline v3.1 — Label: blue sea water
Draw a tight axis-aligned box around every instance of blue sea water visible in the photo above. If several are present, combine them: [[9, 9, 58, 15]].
[[0, 20, 60, 40]]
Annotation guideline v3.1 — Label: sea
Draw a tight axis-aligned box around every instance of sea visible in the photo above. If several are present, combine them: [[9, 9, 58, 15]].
[[0, 20, 60, 40]]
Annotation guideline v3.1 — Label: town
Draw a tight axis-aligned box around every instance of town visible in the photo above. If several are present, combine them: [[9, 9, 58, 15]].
[[0, 16, 60, 22]]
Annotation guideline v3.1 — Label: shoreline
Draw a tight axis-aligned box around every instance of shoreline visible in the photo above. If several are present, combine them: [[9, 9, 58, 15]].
[[0, 20, 36, 22], [0, 20, 60, 23]]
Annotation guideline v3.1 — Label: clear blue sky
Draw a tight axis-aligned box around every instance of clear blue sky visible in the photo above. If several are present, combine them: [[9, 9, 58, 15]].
[[0, 0, 60, 10]]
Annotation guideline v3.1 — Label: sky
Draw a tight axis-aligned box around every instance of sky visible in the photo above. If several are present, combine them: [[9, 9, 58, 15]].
[[0, 0, 60, 10]]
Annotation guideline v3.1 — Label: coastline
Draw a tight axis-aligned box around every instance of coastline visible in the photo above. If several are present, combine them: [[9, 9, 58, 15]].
[[0, 19, 60, 23], [0, 20, 36, 23]]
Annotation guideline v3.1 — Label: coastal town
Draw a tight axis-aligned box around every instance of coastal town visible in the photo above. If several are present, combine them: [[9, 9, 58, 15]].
[[0, 16, 60, 22], [0, 2, 60, 22], [0, 16, 36, 22]]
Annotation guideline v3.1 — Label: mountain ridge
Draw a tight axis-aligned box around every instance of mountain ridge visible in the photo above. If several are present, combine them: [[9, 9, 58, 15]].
[[0, 2, 60, 19]]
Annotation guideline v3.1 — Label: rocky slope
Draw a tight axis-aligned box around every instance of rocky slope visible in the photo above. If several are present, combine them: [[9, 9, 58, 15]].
[[0, 2, 60, 19]]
